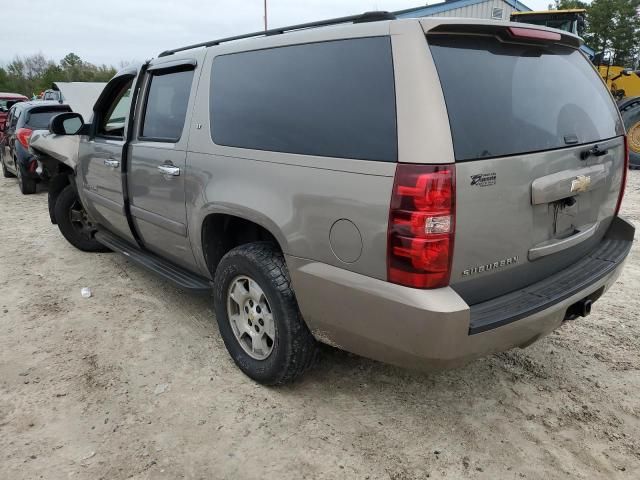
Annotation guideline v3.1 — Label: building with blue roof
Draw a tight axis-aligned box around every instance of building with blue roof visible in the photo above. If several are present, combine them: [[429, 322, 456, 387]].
[[395, 0, 531, 21]]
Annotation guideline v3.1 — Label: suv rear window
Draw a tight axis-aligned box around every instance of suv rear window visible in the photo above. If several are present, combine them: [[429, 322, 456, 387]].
[[210, 37, 397, 162], [25, 109, 70, 129], [429, 35, 622, 161]]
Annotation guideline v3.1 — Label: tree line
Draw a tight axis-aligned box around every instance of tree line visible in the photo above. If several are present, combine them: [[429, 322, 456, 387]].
[[556, 0, 640, 66], [0, 53, 118, 98], [1, 0, 639, 96]]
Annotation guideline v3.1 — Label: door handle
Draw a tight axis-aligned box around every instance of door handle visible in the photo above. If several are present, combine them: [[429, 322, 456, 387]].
[[157, 164, 181, 176], [528, 222, 599, 261], [104, 158, 120, 168]]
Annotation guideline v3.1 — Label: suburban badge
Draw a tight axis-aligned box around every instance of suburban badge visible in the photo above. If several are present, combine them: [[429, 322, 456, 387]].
[[463, 256, 519, 277]]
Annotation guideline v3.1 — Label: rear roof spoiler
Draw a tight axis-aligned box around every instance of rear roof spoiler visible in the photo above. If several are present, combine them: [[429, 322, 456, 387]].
[[425, 23, 582, 49]]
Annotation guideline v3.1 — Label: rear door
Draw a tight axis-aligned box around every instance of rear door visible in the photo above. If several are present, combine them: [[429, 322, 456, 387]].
[[127, 59, 198, 268], [78, 72, 137, 243], [427, 30, 626, 304]]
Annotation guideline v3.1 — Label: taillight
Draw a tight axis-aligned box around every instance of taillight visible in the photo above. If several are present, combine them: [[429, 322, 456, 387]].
[[387, 164, 455, 289], [615, 136, 629, 216], [16, 128, 33, 148]]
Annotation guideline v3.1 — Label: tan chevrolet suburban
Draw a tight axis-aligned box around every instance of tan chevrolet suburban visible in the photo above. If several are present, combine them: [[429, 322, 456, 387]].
[[31, 12, 634, 385]]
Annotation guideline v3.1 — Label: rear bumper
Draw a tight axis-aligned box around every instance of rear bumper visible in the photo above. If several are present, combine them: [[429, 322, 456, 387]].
[[288, 216, 634, 370]]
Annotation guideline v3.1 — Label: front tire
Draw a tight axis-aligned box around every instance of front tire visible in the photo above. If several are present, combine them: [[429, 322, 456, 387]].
[[213, 242, 318, 385], [54, 185, 109, 252]]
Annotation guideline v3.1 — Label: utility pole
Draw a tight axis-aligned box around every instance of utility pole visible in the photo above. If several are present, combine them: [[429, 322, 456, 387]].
[[264, 0, 268, 31]]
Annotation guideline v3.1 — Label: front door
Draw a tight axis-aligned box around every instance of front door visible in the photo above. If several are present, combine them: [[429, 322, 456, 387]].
[[78, 75, 137, 243], [128, 62, 198, 268]]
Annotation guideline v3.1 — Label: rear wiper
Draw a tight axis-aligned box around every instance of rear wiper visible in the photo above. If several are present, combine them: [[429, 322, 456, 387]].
[[580, 144, 608, 160]]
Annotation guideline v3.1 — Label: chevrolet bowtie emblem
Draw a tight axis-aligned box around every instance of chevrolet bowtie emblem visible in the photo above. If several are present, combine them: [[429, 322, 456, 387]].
[[571, 175, 591, 193]]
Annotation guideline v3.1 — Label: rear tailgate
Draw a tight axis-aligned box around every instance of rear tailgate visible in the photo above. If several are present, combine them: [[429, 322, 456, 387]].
[[426, 26, 626, 304]]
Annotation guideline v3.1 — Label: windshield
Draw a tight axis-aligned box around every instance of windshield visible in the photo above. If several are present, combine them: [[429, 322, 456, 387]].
[[429, 35, 622, 161]]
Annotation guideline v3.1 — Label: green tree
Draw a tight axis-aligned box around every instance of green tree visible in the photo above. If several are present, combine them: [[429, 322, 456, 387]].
[[588, 0, 640, 65], [555, 0, 640, 66], [0, 53, 120, 96]]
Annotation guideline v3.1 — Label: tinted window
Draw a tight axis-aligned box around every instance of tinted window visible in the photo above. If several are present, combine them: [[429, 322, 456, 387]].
[[142, 69, 194, 141], [429, 36, 622, 161], [25, 110, 69, 129], [211, 37, 397, 162]]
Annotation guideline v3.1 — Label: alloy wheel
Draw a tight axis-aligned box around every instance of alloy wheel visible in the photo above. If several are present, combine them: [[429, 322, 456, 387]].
[[226, 275, 276, 360]]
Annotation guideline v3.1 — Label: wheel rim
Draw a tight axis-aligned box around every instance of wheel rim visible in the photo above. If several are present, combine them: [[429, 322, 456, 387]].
[[227, 275, 276, 360], [628, 120, 640, 155], [68, 199, 94, 240]]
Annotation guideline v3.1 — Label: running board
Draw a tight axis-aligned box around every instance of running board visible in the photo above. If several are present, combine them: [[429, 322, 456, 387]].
[[94, 230, 212, 294]]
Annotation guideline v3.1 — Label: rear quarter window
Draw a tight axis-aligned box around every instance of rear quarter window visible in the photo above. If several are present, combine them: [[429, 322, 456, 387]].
[[25, 109, 70, 129], [428, 35, 623, 161], [210, 37, 397, 162]]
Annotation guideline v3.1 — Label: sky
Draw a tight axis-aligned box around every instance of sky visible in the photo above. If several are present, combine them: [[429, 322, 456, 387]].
[[1, 0, 553, 66]]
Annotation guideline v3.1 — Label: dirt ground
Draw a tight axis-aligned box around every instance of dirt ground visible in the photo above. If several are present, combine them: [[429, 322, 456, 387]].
[[0, 172, 639, 480]]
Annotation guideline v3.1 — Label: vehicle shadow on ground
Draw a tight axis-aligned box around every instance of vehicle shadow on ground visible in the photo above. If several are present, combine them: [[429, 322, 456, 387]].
[[280, 329, 566, 409], [0, 177, 49, 195]]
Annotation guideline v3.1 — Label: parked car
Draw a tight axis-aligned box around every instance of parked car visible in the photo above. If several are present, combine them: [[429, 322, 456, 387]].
[[1, 101, 71, 193], [32, 13, 633, 385], [0, 92, 28, 142]]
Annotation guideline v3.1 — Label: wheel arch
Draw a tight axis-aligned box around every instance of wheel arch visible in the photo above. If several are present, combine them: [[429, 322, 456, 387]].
[[199, 208, 289, 277], [46, 161, 76, 224]]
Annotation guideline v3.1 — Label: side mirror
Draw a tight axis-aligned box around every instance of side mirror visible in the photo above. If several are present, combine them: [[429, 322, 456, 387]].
[[49, 112, 84, 135]]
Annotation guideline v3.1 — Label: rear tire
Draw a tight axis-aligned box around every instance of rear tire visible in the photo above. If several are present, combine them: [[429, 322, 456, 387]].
[[213, 242, 319, 385], [16, 162, 37, 194], [54, 185, 109, 252], [1, 155, 15, 178]]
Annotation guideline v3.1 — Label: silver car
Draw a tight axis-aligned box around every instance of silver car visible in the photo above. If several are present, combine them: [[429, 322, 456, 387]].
[[32, 13, 634, 384]]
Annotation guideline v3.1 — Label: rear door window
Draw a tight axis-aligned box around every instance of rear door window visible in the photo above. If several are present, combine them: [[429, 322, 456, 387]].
[[210, 37, 397, 162], [428, 35, 622, 161], [141, 69, 194, 142]]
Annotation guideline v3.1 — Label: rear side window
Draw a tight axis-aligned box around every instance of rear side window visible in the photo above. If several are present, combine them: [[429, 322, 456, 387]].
[[25, 110, 69, 129], [141, 69, 194, 141], [429, 35, 622, 161], [210, 37, 397, 162]]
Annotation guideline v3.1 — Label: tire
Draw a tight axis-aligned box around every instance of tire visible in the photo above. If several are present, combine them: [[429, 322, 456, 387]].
[[620, 99, 640, 168], [54, 185, 109, 252], [1, 155, 15, 178], [213, 242, 318, 385], [16, 162, 37, 194]]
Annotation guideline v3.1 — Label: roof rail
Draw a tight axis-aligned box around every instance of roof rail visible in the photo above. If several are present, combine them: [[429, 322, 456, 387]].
[[158, 11, 396, 57]]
